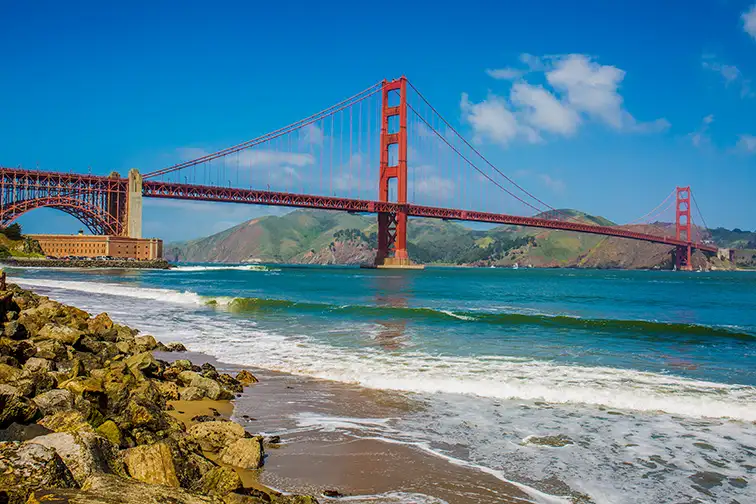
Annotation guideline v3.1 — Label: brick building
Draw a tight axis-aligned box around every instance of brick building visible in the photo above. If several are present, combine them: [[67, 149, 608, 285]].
[[29, 233, 163, 260]]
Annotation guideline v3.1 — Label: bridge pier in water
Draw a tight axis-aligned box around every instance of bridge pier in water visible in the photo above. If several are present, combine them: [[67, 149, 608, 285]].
[[375, 77, 418, 269], [674, 186, 693, 271]]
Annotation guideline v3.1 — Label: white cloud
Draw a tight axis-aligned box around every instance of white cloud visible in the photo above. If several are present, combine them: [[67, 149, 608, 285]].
[[744, 4, 756, 39], [415, 175, 455, 200], [510, 82, 580, 136], [486, 68, 524, 80], [737, 134, 756, 153], [238, 150, 314, 169], [689, 114, 714, 148], [464, 53, 668, 147], [460, 93, 523, 146], [702, 56, 753, 98], [547, 54, 636, 130]]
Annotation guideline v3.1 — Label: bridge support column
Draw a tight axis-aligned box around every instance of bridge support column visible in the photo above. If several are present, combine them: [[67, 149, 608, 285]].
[[675, 186, 692, 271], [126, 168, 143, 238], [375, 77, 411, 267]]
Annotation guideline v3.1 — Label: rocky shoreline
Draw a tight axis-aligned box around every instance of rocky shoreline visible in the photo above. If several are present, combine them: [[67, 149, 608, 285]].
[[1, 258, 172, 270], [0, 284, 317, 503]]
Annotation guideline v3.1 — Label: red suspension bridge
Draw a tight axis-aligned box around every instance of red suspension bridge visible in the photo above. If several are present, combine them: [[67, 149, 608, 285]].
[[0, 77, 718, 270]]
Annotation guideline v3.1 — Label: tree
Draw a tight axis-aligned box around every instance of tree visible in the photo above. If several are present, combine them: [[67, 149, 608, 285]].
[[2, 223, 22, 240]]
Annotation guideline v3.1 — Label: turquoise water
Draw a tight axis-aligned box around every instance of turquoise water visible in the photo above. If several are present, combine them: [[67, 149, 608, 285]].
[[9, 265, 756, 503]]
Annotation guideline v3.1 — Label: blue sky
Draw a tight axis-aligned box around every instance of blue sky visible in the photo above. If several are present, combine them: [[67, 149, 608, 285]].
[[2, 0, 755, 241]]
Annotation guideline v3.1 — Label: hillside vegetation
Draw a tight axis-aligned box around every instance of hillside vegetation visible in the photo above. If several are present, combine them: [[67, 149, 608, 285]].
[[165, 209, 743, 270]]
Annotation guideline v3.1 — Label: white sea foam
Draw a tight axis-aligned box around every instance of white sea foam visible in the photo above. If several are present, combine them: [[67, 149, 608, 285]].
[[171, 265, 279, 272], [17, 275, 756, 503], [15, 276, 756, 422], [11, 277, 205, 306]]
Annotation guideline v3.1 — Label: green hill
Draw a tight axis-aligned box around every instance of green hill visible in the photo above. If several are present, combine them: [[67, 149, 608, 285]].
[[164, 209, 739, 270]]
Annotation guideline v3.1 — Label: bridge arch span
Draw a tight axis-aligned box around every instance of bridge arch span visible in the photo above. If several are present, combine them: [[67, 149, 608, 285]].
[[0, 196, 122, 235]]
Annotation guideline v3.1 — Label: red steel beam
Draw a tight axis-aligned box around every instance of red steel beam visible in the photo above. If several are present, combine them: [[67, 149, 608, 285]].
[[0, 168, 718, 254], [142, 180, 719, 253]]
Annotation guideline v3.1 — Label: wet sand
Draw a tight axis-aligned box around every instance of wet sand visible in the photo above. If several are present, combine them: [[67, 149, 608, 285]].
[[156, 351, 554, 504]]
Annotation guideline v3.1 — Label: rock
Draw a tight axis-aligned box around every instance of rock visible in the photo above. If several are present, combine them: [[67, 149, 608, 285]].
[[76, 336, 107, 355], [134, 334, 158, 352], [123, 441, 181, 487], [37, 323, 83, 346], [27, 473, 219, 504], [0, 384, 40, 428], [523, 434, 574, 447], [88, 312, 114, 335], [59, 376, 104, 401], [235, 370, 258, 386], [38, 409, 94, 434], [217, 436, 264, 470], [166, 341, 188, 352], [191, 415, 229, 423], [192, 466, 242, 495], [95, 420, 123, 447], [13, 378, 36, 397], [23, 356, 54, 374], [178, 370, 202, 385], [0, 362, 21, 383], [30, 431, 126, 485], [115, 341, 132, 354], [0, 421, 53, 442], [217, 373, 243, 393], [4, 320, 28, 339], [0, 338, 35, 365], [181, 386, 206, 401], [155, 380, 180, 400], [174, 359, 194, 370], [32, 389, 74, 415], [188, 421, 245, 453], [35, 339, 67, 361], [125, 351, 160, 380], [0, 355, 19, 367], [266, 435, 281, 445], [0, 442, 76, 504]]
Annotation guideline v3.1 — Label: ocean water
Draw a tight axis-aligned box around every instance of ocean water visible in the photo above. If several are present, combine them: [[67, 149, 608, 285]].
[[8, 265, 756, 503]]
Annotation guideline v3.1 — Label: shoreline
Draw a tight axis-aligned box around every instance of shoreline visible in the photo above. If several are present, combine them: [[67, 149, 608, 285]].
[[0, 283, 317, 503], [0, 283, 566, 504], [1, 258, 171, 269], [161, 351, 567, 504]]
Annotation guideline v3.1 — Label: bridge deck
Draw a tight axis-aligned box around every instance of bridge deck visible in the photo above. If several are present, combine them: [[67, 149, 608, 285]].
[[142, 181, 718, 253]]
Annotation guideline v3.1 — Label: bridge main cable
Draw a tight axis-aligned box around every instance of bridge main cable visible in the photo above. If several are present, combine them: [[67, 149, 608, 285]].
[[143, 81, 384, 180]]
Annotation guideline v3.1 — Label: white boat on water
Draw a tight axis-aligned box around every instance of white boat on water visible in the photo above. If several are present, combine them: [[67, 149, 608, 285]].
[[512, 263, 519, 270]]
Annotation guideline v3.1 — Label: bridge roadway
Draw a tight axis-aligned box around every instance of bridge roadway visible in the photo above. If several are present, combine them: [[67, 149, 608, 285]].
[[142, 180, 719, 253]]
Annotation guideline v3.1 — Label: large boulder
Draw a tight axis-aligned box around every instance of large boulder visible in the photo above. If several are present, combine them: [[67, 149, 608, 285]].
[[217, 437, 264, 470], [179, 372, 233, 401], [235, 370, 258, 386], [181, 386, 206, 401], [134, 335, 158, 352], [4, 320, 28, 340], [95, 420, 123, 447], [29, 431, 126, 485], [192, 466, 242, 495], [23, 357, 54, 374], [38, 409, 94, 434], [123, 441, 180, 487], [188, 421, 245, 453], [33, 389, 74, 415], [0, 339, 35, 365], [27, 473, 220, 504], [125, 351, 160, 380], [34, 339, 67, 361], [36, 323, 83, 346], [0, 442, 77, 504], [88, 312, 114, 336], [0, 362, 21, 383], [0, 384, 40, 428]]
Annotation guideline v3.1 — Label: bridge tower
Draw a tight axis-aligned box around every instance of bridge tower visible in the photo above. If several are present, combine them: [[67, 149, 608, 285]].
[[375, 77, 410, 267], [675, 186, 693, 271]]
